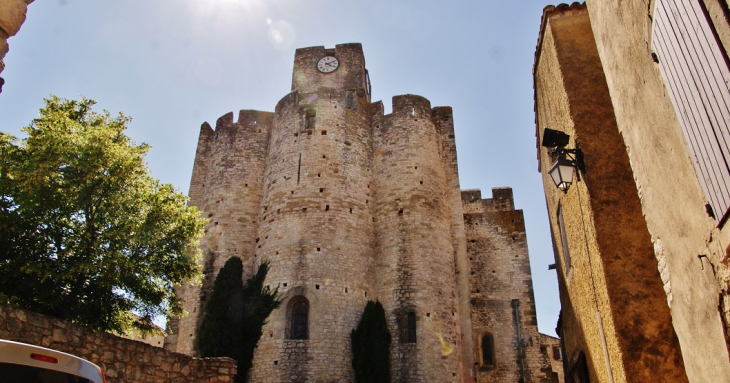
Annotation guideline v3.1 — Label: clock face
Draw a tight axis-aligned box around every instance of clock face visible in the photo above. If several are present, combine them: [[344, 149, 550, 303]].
[[317, 56, 339, 73]]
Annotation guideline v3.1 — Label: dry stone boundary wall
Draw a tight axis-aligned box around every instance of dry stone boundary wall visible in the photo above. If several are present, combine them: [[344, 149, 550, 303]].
[[0, 305, 237, 383]]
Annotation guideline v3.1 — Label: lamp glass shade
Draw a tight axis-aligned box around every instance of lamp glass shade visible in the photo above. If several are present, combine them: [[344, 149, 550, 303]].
[[549, 157, 575, 192]]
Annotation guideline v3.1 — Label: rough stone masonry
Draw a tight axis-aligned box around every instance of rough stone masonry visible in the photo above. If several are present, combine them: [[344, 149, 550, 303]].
[[164, 43, 562, 383]]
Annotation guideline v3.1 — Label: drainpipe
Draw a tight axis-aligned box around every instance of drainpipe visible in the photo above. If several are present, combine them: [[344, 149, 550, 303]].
[[597, 311, 614, 383], [512, 299, 525, 383]]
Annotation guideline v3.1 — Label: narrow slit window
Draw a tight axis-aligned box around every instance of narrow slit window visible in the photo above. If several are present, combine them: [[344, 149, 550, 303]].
[[481, 333, 495, 367], [399, 311, 417, 343], [407, 312, 417, 343]]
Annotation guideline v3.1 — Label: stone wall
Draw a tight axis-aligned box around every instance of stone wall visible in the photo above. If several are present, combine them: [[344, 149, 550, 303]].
[[0, 0, 33, 93], [165, 110, 274, 355], [463, 187, 559, 383], [250, 44, 377, 382], [372, 94, 463, 383], [170, 42, 554, 383], [537, 333, 564, 383], [166, 43, 470, 383], [0, 305, 237, 383]]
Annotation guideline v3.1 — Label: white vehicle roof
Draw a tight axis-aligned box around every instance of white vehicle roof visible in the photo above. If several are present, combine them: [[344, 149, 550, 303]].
[[0, 339, 105, 383]]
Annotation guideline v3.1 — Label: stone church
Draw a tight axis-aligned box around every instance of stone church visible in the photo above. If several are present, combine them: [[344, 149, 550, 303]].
[[164, 43, 561, 383]]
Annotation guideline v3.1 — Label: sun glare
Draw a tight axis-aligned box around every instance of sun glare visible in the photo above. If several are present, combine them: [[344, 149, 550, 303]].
[[189, 0, 265, 18]]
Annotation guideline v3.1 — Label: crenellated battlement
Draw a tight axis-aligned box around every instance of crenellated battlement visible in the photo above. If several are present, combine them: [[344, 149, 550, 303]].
[[461, 187, 515, 213], [204, 109, 274, 133], [391, 94, 431, 117], [376, 95, 438, 131]]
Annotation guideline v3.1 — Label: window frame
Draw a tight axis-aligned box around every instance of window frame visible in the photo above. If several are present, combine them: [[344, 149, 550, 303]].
[[287, 296, 309, 340], [557, 202, 572, 274]]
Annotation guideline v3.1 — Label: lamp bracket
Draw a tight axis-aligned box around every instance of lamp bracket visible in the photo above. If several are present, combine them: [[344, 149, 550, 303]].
[[548, 145, 585, 179]]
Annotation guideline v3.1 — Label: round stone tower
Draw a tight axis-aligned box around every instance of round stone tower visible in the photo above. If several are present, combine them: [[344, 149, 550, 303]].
[[372, 95, 463, 382], [249, 44, 376, 382]]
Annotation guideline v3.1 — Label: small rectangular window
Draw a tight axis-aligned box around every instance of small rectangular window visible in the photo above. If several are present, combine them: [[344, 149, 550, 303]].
[[553, 346, 562, 361], [557, 202, 571, 273], [305, 110, 316, 131]]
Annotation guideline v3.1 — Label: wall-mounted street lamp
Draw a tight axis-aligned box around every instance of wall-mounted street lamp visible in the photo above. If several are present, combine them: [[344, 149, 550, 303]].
[[542, 128, 585, 193]]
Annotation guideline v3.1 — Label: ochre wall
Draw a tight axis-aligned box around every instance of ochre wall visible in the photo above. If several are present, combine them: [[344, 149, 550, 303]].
[[534, 4, 686, 382]]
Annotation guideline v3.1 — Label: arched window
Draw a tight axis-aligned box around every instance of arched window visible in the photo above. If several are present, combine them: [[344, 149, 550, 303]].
[[288, 296, 309, 340], [481, 332, 495, 367]]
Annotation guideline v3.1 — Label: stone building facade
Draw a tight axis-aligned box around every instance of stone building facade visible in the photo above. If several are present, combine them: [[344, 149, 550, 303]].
[[534, 2, 730, 382], [0, 0, 33, 93], [165, 43, 561, 382]]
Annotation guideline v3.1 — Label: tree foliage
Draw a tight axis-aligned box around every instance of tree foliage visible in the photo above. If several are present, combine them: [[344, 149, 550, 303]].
[[351, 300, 392, 383], [198, 258, 280, 382], [0, 96, 205, 333]]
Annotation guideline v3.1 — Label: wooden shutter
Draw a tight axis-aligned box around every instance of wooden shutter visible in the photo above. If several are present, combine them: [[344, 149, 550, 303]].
[[652, 0, 730, 223]]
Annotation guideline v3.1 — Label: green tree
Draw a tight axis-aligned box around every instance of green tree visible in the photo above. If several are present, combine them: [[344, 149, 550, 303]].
[[0, 96, 205, 333], [351, 300, 391, 383], [198, 258, 280, 382]]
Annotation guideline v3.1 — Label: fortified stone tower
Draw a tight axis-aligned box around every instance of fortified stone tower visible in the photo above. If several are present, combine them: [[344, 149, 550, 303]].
[[166, 43, 562, 383]]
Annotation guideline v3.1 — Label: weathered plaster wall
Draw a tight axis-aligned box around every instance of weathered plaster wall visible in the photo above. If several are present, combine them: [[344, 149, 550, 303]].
[[534, 4, 686, 382], [584, 0, 730, 381], [0, 0, 33, 93], [0, 305, 237, 383]]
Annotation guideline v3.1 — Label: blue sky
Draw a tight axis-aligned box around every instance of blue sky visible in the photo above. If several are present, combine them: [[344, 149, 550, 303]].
[[0, 0, 560, 336]]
